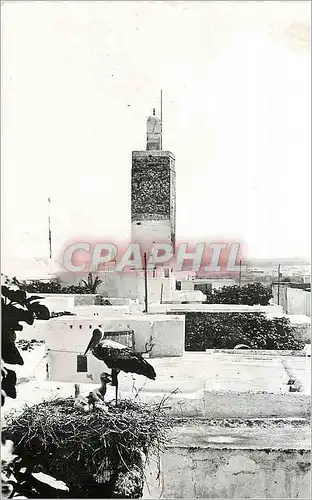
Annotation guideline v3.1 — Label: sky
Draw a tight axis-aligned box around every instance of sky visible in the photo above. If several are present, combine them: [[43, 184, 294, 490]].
[[1, 0, 311, 268]]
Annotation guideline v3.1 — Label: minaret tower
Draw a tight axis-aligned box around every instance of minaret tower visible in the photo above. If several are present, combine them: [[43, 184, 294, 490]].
[[131, 105, 176, 254]]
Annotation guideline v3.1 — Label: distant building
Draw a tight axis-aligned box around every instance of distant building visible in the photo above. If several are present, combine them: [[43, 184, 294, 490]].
[[272, 283, 311, 317]]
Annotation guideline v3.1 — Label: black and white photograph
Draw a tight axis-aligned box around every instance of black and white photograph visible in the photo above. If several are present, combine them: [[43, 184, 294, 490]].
[[1, 1, 311, 498]]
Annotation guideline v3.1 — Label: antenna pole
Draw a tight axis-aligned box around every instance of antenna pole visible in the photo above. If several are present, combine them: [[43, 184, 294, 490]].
[[160, 89, 163, 150], [144, 252, 148, 313], [277, 264, 281, 305], [48, 197, 52, 259], [238, 259, 242, 286]]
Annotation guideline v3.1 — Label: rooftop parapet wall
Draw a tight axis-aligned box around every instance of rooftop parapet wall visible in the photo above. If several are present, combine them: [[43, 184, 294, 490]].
[[26, 293, 100, 314], [149, 303, 284, 315], [69, 305, 132, 316]]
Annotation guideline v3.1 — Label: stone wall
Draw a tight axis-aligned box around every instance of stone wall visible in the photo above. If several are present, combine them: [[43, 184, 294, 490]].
[[131, 151, 175, 220], [131, 151, 176, 246], [144, 424, 311, 499]]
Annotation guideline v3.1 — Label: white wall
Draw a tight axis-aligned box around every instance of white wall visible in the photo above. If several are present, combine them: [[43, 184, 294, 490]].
[[131, 219, 172, 247], [45, 314, 185, 383], [18, 320, 48, 341], [37, 295, 75, 313], [106, 297, 133, 305], [179, 278, 236, 291], [272, 285, 311, 317], [28, 293, 99, 314], [97, 272, 174, 303], [167, 290, 206, 303], [180, 280, 195, 291], [46, 350, 111, 384]]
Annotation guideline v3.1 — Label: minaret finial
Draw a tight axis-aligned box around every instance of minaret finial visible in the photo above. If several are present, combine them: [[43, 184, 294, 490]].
[[146, 107, 161, 150]]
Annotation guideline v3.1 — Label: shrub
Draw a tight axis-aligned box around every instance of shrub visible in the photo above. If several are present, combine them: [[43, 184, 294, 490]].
[[204, 283, 272, 306], [1, 283, 63, 499], [181, 312, 305, 351], [15, 272, 103, 295], [1, 285, 50, 406]]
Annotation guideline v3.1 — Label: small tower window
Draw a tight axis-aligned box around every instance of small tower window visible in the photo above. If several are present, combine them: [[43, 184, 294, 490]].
[[136, 222, 141, 225]]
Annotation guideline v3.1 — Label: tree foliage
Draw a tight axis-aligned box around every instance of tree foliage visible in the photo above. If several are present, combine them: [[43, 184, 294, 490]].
[[182, 311, 305, 351], [80, 272, 102, 294], [1, 285, 50, 406], [1, 283, 63, 499], [204, 283, 272, 306], [15, 273, 102, 295]]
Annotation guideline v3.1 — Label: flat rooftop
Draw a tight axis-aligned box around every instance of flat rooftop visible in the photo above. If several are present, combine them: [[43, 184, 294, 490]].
[[3, 349, 310, 421], [167, 419, 311, 450]]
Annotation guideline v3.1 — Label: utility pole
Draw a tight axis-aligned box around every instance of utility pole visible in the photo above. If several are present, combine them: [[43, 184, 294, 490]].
[[277, 264, 281, 305], [160, 282, 164, 304], [48, 197, 52, 259], [160, 89, 163, 150], [144, 252, 148, 313], [239, 259, 242, 286]]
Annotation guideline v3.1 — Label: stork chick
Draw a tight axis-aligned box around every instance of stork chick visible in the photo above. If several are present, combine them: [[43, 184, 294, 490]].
[[73, 383, 89, 412], [94, 372, 112, 401], [87, 373, 112, 411]]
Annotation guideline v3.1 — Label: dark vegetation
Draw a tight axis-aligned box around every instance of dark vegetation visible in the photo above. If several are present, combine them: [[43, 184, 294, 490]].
[[179, 312, 305, 351], [12, 272, 102, 295], [204, 283, 272, 305], [1, 285, 50, 406]]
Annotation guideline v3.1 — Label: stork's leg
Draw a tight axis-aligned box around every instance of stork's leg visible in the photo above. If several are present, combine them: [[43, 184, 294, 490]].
[[115, 374, 118, 406], [111, 369, 119, 406]]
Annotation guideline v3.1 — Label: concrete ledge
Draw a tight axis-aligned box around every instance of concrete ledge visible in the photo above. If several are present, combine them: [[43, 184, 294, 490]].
[[144, 420, 311, 499], [207, 349, 307, 357], [70, 305, 131, 316], [118, 389, 310, 419], [203, 391, 310, 419], [167, 419, 311, 450], [149, 303, 284, 315]]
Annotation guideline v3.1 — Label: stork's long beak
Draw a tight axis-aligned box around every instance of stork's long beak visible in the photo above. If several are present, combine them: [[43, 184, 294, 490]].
[[84, 338, 93, 356]]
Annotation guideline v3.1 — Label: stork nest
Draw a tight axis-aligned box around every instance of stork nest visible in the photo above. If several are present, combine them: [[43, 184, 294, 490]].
[[3, 397, 172, 497]]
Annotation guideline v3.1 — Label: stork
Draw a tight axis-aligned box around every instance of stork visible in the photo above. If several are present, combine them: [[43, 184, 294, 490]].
[[84, 329, 156, 405]]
